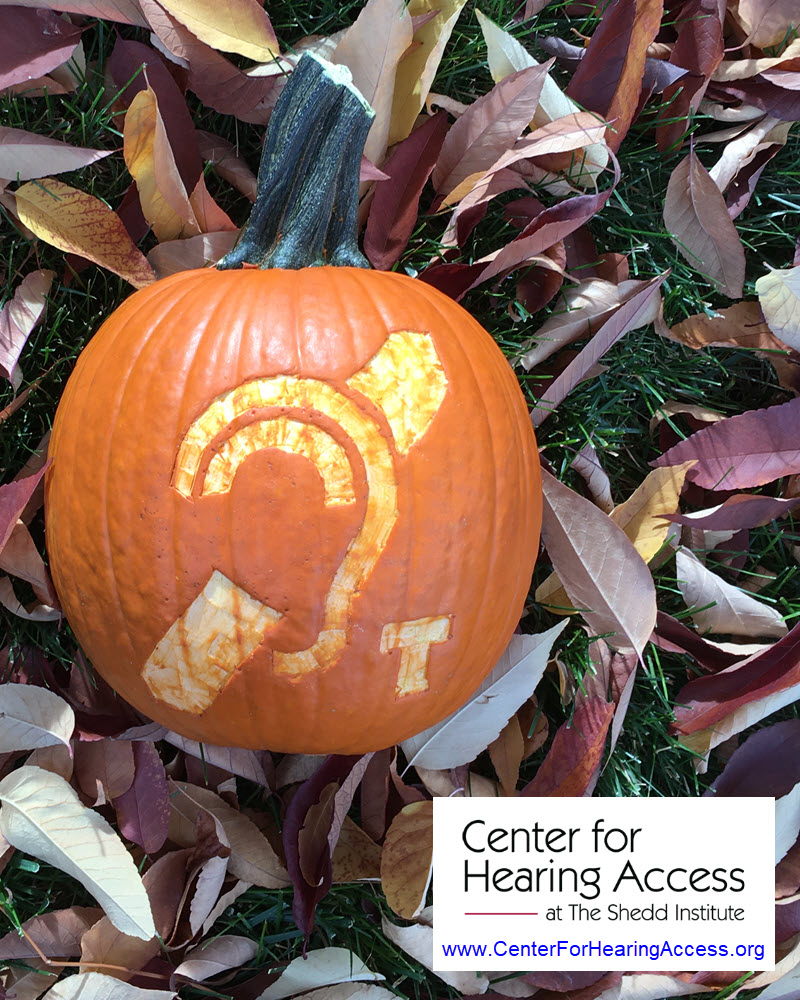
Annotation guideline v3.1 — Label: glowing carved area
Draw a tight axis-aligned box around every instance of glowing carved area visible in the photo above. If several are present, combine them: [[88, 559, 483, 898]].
[[142, 570, 282, 713], [145, 332, 453, 709], [203, 418, 355, 506], [381, 615, 453, 697], [346, 331, 447, 454]]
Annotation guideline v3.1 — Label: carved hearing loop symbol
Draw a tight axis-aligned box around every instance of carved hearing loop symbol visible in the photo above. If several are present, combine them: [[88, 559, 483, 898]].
[[142, 331, 454, 715]]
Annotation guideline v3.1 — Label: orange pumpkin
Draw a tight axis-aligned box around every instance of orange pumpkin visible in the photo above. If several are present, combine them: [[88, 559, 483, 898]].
[[45, 55, 541, 753]]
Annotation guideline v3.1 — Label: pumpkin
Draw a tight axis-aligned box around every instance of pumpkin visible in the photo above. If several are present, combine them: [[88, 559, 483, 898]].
[[45, 54, 542, 754]]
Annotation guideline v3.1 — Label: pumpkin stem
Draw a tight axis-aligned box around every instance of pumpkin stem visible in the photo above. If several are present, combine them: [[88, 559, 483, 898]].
[[218, 52, 375, 271]]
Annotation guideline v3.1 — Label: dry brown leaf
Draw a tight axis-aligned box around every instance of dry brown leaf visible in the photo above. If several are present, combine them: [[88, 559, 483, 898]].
[[26, 743, 74, 782], [488, 715, 525, 795], [663, 149, 745, 297], [380, 801, 433, 918], [168, 780, 288, 888], [737, 0, 799, 48], [539, 469, 657, 655], [14, 180, 155, 288], [331, 816, 382, 882], [0, 127, 111, 182], [570, 441, 614, 513]]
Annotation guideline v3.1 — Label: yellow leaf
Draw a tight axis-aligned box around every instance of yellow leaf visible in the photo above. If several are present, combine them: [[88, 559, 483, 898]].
[[123, 87, 195, 243], [14, 180, 154, 289], [157, 0, 279, 61], [389, 0, 467, 145], [380, 801, 433, 919], [609, 462, 695, 562]]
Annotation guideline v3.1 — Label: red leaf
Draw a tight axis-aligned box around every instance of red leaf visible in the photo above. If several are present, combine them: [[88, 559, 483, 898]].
[[0, 464, 48, 553], [664, 493, 800, 530], [652, 611, 743, 674], [655, 0, 724, 152], [521, 697, 614, 796], [0, 8, 82, 91], [672, 620, 800, 735], [654, 396, 800, 489], [364, 112, 449, 270], [432, 64, 551, 199], [113, 739, 170, 854], [566, 0, 664, 151], [282, 754, 372, 941], [708, 719, 800, 798]]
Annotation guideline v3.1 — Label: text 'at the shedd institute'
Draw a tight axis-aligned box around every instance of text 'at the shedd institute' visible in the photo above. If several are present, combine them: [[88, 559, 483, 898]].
[[433, 797, 774, 971]]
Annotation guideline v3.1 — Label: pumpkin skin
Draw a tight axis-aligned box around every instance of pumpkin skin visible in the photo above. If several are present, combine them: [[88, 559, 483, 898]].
[[46, 266, 541, 753]]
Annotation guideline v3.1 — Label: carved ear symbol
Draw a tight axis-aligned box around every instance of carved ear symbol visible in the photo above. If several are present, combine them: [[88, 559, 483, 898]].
[[143, 331, 452, 714]]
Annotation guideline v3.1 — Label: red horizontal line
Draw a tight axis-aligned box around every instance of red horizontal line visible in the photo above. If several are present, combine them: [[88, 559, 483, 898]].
[[464, 912, 538, 916]]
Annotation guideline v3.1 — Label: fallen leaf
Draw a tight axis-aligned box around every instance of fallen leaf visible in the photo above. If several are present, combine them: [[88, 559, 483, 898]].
[[381, 908, 490, 994], [666, 494, 800, 530], [197, 130, 257, 201], [757, 265, 800, 350], [488, 715, 525, 795], [389, 0, 467, 145], [476, 10, 609, 187], [654, 0, 724, 152], [520, 277, 660, 370], [663, 149, 746, 297], [0, 128, 111, 184], [331, 816, 382, 882], [283, 755, 373, 939], [26, 743, 74, 782], [708, 116, 790, 195], [522, 696, 614, 796], [124, 85, 195, 242], [73, 739, 134, 806], [0, 683, 73, 754], [738, 0, 799, 48], [0, 766, 155, 940], [380, 801, 433, 919], [333, 0, 413, 168], [14, 179, 155, 289], [255, 948, 384, 1000], [673, 620, 800, 752], [709, 719, 800, 799], [296, 988, 396, 1000], [0, 8, 82, 91], [0, 466, 48, 552], [432, 64, 551, 199], [0, 576, 60, 621], [155, 0, 278, 61], [0, 270, 54, 382], [172, 935, 258, 983], [538, 469, 657, 655], [565, 0, 664, 151], [655, 396, 800, 489], [162, 732, 269, 787], [0, 907, 102, 959], [364, 111, 449, 269], [168, 780, 288, 888], [666, 300, 784, 352], [532, 273, 666, 425], [43, 973, 175, 1000], [147, 231, 239, 278], [609, 462, 694, 561], [112, 740, 170, 855], [0, 521, 58, 606], [676, 546, 787, 638], [400, 622, 568, 770]]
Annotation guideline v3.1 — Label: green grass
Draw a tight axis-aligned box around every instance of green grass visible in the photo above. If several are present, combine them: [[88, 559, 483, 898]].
[[2, 0, 799, 996]]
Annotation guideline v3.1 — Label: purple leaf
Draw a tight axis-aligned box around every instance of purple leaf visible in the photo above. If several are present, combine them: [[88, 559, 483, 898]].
[[113, 739, 170, 854]]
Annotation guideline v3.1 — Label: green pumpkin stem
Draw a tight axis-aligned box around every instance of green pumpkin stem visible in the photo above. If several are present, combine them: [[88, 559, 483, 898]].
[[218, 52, 375, 271]]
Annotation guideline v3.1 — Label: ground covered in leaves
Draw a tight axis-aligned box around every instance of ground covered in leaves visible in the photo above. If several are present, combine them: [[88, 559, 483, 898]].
[[1, 0, 800, 997]]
